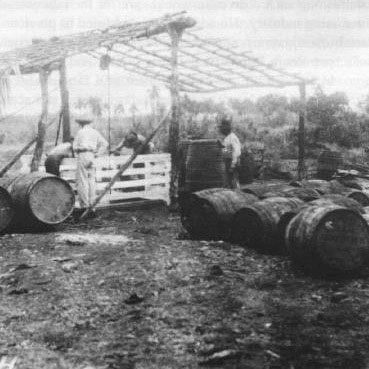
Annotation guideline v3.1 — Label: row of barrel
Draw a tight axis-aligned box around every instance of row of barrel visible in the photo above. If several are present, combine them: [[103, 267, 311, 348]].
[[0, 172, 75, 232], [181, 179, 369, 276]]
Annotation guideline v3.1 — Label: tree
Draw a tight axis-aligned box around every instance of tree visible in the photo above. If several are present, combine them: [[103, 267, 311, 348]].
[[255, 94, 290, 127], [86, 96, 103, 118], [114, 103, 125, 116], [74, 97, 87, 112], [129, 103, 138, 124]]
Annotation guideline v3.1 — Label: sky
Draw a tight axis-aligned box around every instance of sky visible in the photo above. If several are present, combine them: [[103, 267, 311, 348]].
[[1, 0, 369, 116]]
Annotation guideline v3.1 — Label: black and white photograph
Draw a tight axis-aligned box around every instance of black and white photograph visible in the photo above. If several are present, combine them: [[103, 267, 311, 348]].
[[1, 1, 369, 368]]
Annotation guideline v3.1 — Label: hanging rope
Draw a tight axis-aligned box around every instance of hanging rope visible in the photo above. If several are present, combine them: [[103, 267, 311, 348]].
[[107, 62, 111, 154]]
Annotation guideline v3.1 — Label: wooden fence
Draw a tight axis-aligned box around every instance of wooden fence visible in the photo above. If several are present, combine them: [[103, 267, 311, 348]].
[[20, 154, 171, 208]]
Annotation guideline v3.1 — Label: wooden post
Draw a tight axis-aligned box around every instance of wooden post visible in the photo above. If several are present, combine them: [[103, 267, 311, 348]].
[[31, 68, 49, 172], [297, 82, 306, 180], [59, 59, 71, 142], [168, 23, 183, 206]]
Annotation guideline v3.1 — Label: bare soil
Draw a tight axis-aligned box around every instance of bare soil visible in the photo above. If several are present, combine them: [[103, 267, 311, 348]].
[[0, 206, 369, 369]]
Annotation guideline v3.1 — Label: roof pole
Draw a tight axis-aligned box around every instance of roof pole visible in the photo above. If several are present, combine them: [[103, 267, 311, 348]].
[[59, 59, 71, 142], [297, 82, 306, 180], [31, 67, 49, 172], [168, 23, 183, 206]]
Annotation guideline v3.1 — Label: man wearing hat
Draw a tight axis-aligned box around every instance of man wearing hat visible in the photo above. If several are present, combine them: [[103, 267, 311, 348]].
[[110, 131, 154, 155], [73, 114, 108, 211], [218, 117, 241, 189]]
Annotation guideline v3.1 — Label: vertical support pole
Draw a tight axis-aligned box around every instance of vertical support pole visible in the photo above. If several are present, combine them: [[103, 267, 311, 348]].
[[31, 68, 49, 172], [59, 59, 71, 142], [168, 24, 183, 206], [297, 82, 306, 180]]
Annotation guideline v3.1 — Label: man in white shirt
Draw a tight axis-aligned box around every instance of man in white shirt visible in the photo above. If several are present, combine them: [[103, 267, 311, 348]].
[[219, 117, 242, 189], [73, 115, 108, 210], [45, 139, 74, 176]]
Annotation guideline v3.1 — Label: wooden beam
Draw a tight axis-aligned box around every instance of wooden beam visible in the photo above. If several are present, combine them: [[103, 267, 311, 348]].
[[297, 82, 306, 180], [59, 59, 71, 142], [187, 32, 307, 84], [168, 24, 182, 205], [114, 44, 219, 89], [89, 50, 202, 92], [153, 36, 236, 86], [31, 68, 49, 172]]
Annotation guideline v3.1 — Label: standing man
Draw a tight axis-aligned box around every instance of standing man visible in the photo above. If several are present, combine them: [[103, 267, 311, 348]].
[[218, 117, 242, 189], [73, 114, 108, 211]]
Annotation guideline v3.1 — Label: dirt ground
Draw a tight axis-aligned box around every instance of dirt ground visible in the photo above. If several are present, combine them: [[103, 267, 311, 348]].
[[0, 206, 369, 369]]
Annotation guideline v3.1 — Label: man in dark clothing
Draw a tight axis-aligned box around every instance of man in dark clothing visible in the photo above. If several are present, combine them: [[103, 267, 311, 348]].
[[44, 139, 74, 176], [110, 132, 154, 155]]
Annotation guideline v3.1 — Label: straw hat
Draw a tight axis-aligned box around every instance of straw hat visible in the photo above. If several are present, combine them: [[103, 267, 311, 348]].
[[75, 113, 94, 124]]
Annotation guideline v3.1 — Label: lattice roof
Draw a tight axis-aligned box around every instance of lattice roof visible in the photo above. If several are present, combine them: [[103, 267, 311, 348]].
[[0, 11, 312, 93]]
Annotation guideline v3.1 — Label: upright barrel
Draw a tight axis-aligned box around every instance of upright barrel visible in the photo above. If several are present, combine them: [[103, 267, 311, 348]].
[[232, 197, 304, 253], [0, 186, 14, 233], [317, 150, 343, 180], [2, 172, 75, 227], [285, 204, 369, 275], [177, 139, 192, 194], [185, 139, 227, 192], [186, 188, 258, 240]]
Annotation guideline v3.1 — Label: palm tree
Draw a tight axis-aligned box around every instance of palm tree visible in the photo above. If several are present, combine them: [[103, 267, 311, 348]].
[[74, 97, 88, 113], [87, 96, 103, 119], [114, 103, 125, 117], [129, 102, 138, 124]]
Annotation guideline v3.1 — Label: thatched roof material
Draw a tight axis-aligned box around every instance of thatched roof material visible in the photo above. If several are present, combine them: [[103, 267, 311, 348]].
[[0, 11, 311, 93]]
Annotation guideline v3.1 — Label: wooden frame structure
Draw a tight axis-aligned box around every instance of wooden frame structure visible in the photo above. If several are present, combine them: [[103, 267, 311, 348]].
[[0, 11, 312, 201]]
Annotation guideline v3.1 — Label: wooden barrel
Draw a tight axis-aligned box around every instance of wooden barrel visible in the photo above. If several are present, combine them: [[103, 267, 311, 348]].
[[180, 187, 226, 232], [0, 186, 14, 233], [186, 188, 258, 240], [317, 194, 365, 214], [2, 172, 75, 227], [263, 187, 321, 202], [343, 189, 369, 206], [285, 204, 369, 275], [185, 139, 227, 192], [276, 195, 365, 250], [177, 139, 192, 194], [317, 150, 343, 180], [232, 197, 304, 253], [295, 179, 343, 195], [241, 182, 291, 199]]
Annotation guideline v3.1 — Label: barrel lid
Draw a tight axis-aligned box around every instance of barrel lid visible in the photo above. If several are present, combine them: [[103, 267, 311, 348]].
[[27, 175, 75, 224]]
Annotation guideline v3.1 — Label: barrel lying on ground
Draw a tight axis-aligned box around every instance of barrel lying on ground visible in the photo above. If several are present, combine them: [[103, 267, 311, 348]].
[[290, 179, 346, 195], [0, 172, 75, 228], [241, 182, 292, 199], [263, 186, 320, 202], [180, 187, 226, 234], [232, 196, 304, 253], [0, 186, 14, 233], [185, 188, 258, 240], [285, 204, 369, 275], [276, 194, 366, 254]]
